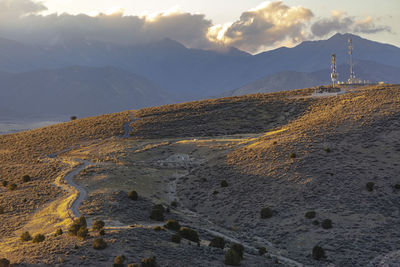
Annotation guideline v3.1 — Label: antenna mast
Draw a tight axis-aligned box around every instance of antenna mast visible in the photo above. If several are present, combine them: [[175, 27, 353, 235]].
[[331, 53, 338, 87], [348, 38, 355, 84]]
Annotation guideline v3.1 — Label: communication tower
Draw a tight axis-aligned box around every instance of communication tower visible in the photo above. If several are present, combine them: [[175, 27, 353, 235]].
[[348, 38, 356, 84], [331, 53, 338, 87]]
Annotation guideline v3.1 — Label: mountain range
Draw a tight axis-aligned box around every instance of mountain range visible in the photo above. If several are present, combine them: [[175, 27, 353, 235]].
[[0, 33, 399, 118]]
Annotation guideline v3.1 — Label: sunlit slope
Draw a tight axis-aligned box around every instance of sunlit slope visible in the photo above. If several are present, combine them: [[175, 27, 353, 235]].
[[0, 111, 131, 237]]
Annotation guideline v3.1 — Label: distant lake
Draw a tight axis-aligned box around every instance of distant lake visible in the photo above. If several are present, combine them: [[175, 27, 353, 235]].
[[0, 118, 65, 135]]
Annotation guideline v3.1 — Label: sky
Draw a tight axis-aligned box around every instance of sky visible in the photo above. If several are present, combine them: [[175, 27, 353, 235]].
[[0, 0, 398, 53]]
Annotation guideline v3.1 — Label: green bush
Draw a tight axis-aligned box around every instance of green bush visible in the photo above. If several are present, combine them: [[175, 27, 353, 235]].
[[70, 116, 77, 121], [164, 220, 181, 231], [32, 234, 45, 243], [324, 147, 331, 153], [258, 247, 267, 256], [154, 226, 162, 231], [221, 180, 228, 187], [0, 258, 10, 267], [313, 220, 319, 225], [321, 219, 332, 229], [22, 175, 31, 183], [224, 248, 241, 266], [1, 181, 8, 187], [54, 228, 63, 236], [171, 233, 181, 243], [99, 229, 105, 236], [69, 216, 88, 237], [305, 211, 316, 219], [8, 183, 17, 191], [179, 227, 199, 243], [128, 190, 138, 200], [312, 245, 326, 260], [395, 184, 400, 190], [150, 204, 165, 221], [209, 237, 225, 249], [77, 226, 89, 239], [92, 220, 105, 231], [93, 238, 107, 250], [114, 255, 126, 267], [171, 200, 178, 207], [260, 207, 273, 219], [289, 153, 296, 159], [141, 256, 156, 267], [366, 182, 375, 192], [0, 206, 4, 214], [127, 264, 139, 267], [20, 231, 32, 242], [231, 243, 244, 259]]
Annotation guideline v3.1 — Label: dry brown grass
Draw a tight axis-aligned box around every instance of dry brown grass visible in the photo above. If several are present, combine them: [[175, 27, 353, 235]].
[[0, 111, 131, 237]]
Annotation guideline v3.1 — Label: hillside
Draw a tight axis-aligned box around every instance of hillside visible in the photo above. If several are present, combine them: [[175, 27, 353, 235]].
[[0, 85, 400, 266], [0, 66, 171, 118]]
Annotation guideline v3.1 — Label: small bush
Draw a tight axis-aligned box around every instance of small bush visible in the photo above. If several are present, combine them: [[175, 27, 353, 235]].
[[179, 227, 199, 243], [171, 200, 178, 207], [323, 147, 331, 153], [171, 233, 181, 243], [0, 258, 10, 267], [1, 181, 8, 187], [150, 204, 165, 221], [321, 219, 332, 229], [312, 246, 326, 260], [22, 175, 31, 183], [209, 237, 225, 249], [32, 234, 45, 243], [305, 211, 316, 219], [93, 238, 107, 250], [92, 220, 105, 231], [154, 226, 162, 231], [114, 255, 126, 267], [54, 228, 63, 236], [70, 116, 77, 121], [313, 220, 319, 226], [164, 220, 181, 231], [128, 190, 138, 200], [260, 207, 273, 219], [289, 153, 296, 159], [366, 182, 375, 192], [221, 180, 228, 187], [99, 229, 105, 236], [8, 183, 17, 191], [76, 215, 87, 227], [231, 243, 244, 259], [20, 231, 32, 242], [141, 256, 156, 267], [213, 190, 219, 195], [128, 264, 139, 267], [224, 248, 241, 266], [258, 247, 267, 256], [0, 206, 4, 214], [77, 226, 89, 239], [395, 184, 400, 190]]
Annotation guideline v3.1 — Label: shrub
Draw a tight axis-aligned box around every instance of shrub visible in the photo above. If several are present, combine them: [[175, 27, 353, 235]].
[[77, 226, 89, 239], [323, 147, 331, 153], [366, 182, 375, 192], [289, 153, 296, 159], [209, 237, 225, 249], [260, 207, 273, 219], [92, 220, 105, 231], [22, 175, 31, 183], [321, 219, 332, 229], [20, 231, 32, 241], [70, 116, 77, 121], [114, 255, 126, 267], [312, 246, 326, 260], [258, 247, 267, 256], [1, 181, 8, 187], [154, 226, 162, 231], [231, 243, 244, 259], [0, 206, 4, 214], [164, 220, 181, 231], [171, 233, 181, 243], [171, 200, 178, 207], [179, 227, 199, 243], [224, 248, 241, 266], [313, 220, 319, 226], [128, 190, 138, 200], [141, 256, 156, 267], [93, 238, 107, 250], [150, 204, 164, 221], [213, 190, 219, 195], [128, 264, 139, 267], [221, 180, 228, 187], [54, 228, 63, 236], [0, 258, 10, 267], [76, 215, 87, 227], [32, 234, 45, 243], [305, 211, 316, 219], [395, 184, 400, 190], [99, 229, 105, 236], [8, 183, 17, 191]]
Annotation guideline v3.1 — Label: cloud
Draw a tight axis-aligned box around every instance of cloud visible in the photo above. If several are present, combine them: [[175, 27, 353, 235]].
[[0, 0, 46, 18], [311, 11, 391, 37], [207, 1, 314, 53]]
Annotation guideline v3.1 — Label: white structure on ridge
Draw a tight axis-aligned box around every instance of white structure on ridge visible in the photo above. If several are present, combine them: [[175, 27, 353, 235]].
[[348, 38, 357, 84], [331, 53, 338, 87]]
